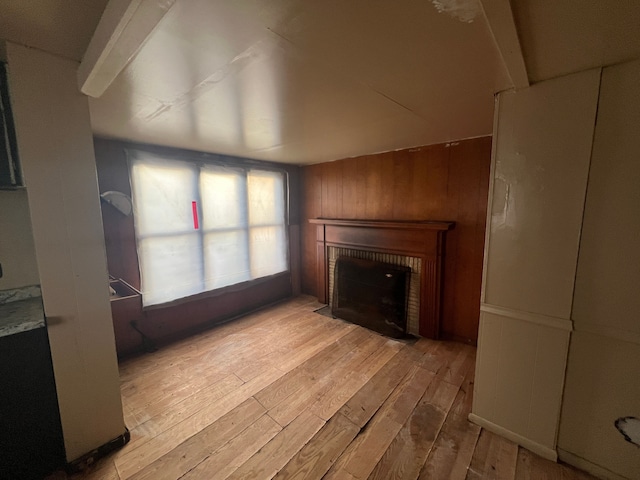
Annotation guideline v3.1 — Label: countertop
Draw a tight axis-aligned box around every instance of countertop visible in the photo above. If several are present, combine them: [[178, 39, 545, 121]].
[[0, 297, 46, 338]]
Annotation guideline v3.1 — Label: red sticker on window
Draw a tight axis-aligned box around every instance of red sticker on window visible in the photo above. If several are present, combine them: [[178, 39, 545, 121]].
[[192, 201, 199, 230]]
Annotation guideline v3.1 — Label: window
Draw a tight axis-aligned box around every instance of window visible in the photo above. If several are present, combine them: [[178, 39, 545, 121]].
[[0, 63, 21, 188], [129, 150, 288, 307]]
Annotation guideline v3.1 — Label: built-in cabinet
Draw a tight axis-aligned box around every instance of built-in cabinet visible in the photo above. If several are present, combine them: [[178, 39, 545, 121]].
[[109, 277, 144, 357], [471, 69, 600, 462], [0, 325, 65, 478]]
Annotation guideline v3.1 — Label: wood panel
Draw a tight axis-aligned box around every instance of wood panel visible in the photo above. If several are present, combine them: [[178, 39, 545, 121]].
[[301, 165, 323, 294], [93, 137, 302, 358], [323, 223, 445, 257], [300, 137, 492, 344], [446, 139, 492, 342], [49, 296, 598, 480]]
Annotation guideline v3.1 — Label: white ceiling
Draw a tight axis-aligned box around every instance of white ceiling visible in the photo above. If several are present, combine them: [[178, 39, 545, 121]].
[[512, 0, 640, 83], [1, 0, 639, 165], [87, 0, 512, 165], [0, 0, 108, 61]]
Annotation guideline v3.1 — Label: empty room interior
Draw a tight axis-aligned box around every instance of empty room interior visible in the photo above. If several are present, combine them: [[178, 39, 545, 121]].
[[1, 1, 639, 479]]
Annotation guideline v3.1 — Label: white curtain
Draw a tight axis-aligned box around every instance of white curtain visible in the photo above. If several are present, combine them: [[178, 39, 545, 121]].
[[247, 170, 287, 278], [129, 151, 287, 307], [200, 165, 250, 290]]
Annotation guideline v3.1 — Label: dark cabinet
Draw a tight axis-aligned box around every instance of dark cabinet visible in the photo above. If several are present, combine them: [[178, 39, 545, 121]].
[[0, 326, 65, 478], [110, 277, 144, 357]]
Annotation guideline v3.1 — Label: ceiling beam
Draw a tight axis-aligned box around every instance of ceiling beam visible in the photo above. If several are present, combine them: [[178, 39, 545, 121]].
[[78, 0, 176, 98], [480, 0, 529, 89]]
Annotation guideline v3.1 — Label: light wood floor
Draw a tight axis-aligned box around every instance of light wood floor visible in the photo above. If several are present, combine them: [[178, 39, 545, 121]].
[[54, 296, 596, 480]]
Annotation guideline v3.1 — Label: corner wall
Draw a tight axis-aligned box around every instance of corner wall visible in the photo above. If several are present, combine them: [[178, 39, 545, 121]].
[[471, 69, 601, 459], [475, 59, 640, 480], [5, 43, 125, 462], [558, 60, 640, 480]]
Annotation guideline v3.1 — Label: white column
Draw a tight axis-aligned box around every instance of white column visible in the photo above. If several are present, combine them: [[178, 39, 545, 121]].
[[558, 59, 640, 480], [6, 42, 125, 462], [471, 68, 600, 460]]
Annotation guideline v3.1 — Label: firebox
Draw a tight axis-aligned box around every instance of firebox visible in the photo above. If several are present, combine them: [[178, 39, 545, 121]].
[[309, 218, 453, 338], [331, 256, 411, 338]]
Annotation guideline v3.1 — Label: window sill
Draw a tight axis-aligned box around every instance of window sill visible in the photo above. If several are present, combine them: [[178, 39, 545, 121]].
[[141, 270, 291, 311]]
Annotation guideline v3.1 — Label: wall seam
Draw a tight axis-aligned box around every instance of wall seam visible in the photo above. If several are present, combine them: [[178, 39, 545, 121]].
[[479, 93, 501, 305], [557, 66, 604, 453], [526, 327, 541, 441], [480, 303, 572, 331], [567, 67, 603, 321]]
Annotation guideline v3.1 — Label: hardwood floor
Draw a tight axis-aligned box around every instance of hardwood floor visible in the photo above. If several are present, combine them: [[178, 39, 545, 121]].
[[52, 296, 596, 480]]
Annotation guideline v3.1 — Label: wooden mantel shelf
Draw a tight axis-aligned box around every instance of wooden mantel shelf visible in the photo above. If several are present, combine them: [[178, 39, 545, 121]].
[[309, 218, 454, 339], [309, 218, 454, 230]]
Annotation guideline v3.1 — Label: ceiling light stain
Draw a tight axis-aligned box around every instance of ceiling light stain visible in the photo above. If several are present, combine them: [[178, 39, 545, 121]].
[[431, 0, 481, 23], [141, 41, 265, 123]]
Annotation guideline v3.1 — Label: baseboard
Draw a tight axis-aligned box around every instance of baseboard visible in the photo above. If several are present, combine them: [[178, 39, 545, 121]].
[[468, 413, 557, 461], [439, 331, 477, 346], [66, 427, 130, 473], [557, 448, 630, 480]]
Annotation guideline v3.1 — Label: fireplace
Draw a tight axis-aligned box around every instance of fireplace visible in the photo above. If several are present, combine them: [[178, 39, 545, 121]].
[[332, 256, 410, 338], [328, 247, 421, 335], [309, 218, 454, 338]]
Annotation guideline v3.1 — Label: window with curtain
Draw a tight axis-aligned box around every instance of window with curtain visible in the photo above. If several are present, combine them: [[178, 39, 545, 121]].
[[129, 151, 288, 307]]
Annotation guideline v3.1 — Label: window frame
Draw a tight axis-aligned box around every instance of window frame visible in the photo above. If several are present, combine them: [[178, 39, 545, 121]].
[[127, 147, 290, 309], [0, 62, 22, 189]]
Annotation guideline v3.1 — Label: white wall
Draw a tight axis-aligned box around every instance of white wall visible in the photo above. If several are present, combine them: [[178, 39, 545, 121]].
[[472, 69, 601, 460], [0, 189, 40, 290], [558, 60, 640, 480], [475, 59, 640, 479], [5, 42, 125, 462]]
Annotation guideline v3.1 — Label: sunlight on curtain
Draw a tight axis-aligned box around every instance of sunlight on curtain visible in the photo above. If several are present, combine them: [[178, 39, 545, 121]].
[[249, 226, 287, 278], [130, 152, 288, 307], [248, 170, 287, 278], [131, 155, 203, 306], [138, 234, 203, 305], [200, 166, 250, 290]]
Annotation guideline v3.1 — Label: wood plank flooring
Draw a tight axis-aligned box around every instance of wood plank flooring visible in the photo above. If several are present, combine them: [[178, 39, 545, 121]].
[[51, 296, 596, 480]]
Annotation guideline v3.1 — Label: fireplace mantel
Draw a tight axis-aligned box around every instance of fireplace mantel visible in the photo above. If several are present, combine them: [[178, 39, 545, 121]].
[[309, 218, 454, 338]]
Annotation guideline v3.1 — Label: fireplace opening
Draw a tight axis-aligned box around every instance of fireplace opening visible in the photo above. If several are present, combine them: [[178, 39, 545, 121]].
[[332, 256, 411, 338]]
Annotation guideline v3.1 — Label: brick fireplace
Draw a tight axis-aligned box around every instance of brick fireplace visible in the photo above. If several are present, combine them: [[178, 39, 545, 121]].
[[309, 219, 454, 338], [328, 247, 421, 335]]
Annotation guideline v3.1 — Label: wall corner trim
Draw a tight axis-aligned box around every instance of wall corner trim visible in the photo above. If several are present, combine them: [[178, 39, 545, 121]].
[[468, 413, 557, 462], [557, 448, 629, 480], [66, 427, 130, 473], [480, 303, 573, 331]]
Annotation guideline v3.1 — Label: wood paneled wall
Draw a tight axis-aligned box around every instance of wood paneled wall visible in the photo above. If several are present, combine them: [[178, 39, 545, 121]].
[[300, 137, 492, 344]]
